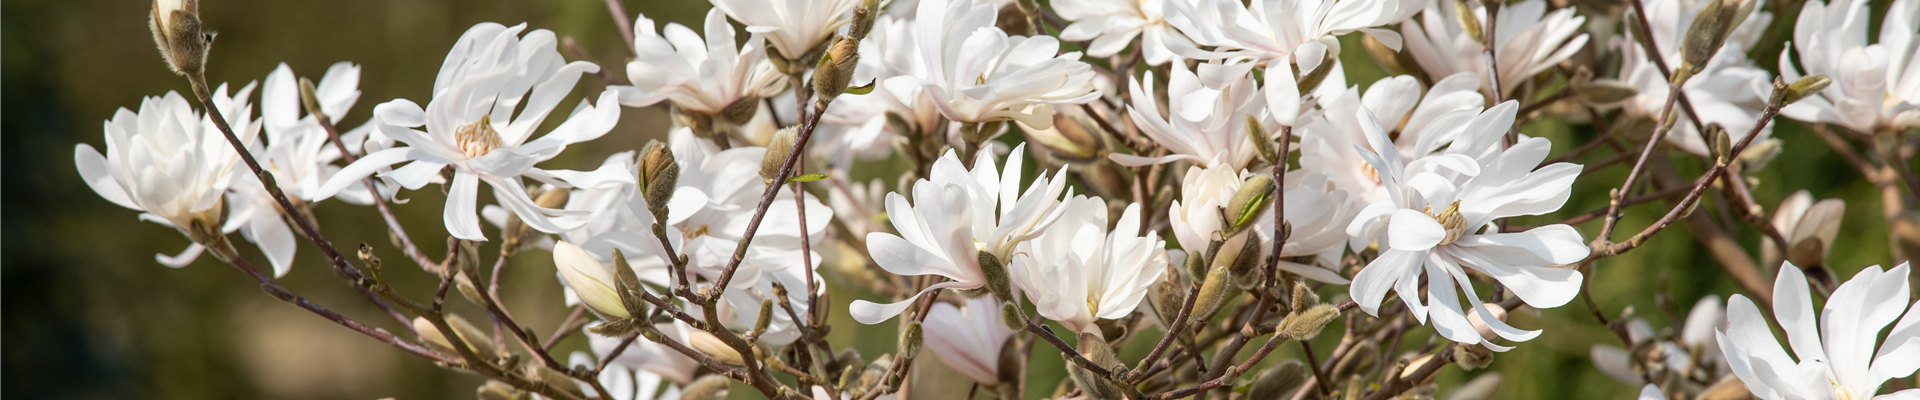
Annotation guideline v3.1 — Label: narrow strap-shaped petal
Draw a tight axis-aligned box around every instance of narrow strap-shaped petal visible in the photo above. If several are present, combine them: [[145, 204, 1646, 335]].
[[849, 281, 974, 325], [444, 171, 486, 240]]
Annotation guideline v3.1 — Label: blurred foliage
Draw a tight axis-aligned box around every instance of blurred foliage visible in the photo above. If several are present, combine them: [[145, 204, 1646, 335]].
[[0, 0, 1906, 399]]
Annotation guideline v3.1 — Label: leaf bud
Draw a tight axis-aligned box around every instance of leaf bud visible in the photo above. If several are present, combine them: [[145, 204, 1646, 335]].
[[1184, 248, 1209, 284], [978, 251, 1015, 303], [1248, 116, 1280, 165], [1001, 301, 1027, 331], [1193, 265, 1235, 321], [150, 0, 209, 76], [1679, 0, 1752, 79], [761, 127, 800, 183], [679, 375, 732, 400], [1576, 79, 1641, 107], [1289, 281, 1319, 315], [899, 320, 925, 359], [1706, 124, 1733, 164], [813, 38, 861, 106], [1279, 304, 1340, 341], [1771, 75, 1832, 107], [751, 298, 775, 339], [1224, 175, 1276, 236], [1246, 360, 1309, 400]]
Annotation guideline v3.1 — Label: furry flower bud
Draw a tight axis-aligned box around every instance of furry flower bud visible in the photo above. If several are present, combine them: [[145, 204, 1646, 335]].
[[1576, 80, 1640, 107], [1678, 0, 1752, 79], [899, 321, 924, 359], [812, 38, 861, 106], [1771, 75, 1832, 108], [1247, 115, 1280, 166], [680, 375, 732, 400], [638, 140, 678, 219], [1193, 265, 1235, 320], [1223, 175, 1276, 235], [1067, 332, 1123, 400], [1246, 360, 1310, 400], [150, 0, 209, 76], [761, 127, 799, 183], [1279, 304, 1339, 341]]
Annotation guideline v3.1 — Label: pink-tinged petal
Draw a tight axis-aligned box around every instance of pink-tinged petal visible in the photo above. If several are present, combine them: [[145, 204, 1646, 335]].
[[849, 281, 975, 324]]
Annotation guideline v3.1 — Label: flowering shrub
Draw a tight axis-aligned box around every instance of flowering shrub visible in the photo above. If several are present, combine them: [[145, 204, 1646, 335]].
[[75, 0, 1920, 398]]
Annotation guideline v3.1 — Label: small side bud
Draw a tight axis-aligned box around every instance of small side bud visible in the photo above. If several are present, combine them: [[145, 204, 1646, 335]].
[[1289, 281, 1318, 315], [812, 38, 861, 105], [1576, 79, 1641, 107], [638, 140, 679, 219], [751, 298, 775, 338], [1771, 75, 1832, 107], [899, 321, 924, 359], [1247, 116, 1279, 165], [261, 283, 298, 304], [1228, 235, 1265, 289], [297, 77, 326, 121], [1184, 249, 1209, 283], [979, 251, 1015, 303], [1279, 304, 1340, 341], [1193, 265, 1235, 320], [150, 0, 208, 76], [690, 331, 745, 366], [1000, 301, 1027, 331], [553, 241, 629, 320], [761, 127, 800, 183]]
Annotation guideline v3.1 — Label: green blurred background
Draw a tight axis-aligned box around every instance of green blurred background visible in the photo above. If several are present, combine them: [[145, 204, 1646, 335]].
[[0, 0, 1906, 399]]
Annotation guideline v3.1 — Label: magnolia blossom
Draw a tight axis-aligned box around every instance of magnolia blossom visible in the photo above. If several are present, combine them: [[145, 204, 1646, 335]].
[[709, 0, 861, 62], [1110, 62, 1267, 169], [1346, 103, 1589, 351], [1053, 0, 1198, 65], [316, 23, 624, 241], [923, 296, 1017, 385], [76, 83, 259, 266], [888, 0, 1100, 129], [1398, 0, 1588, 97], [1717, 262, 1920, 400], [1168, 164, 1356, 283], [1164, 0, 1421, 63], [1764, 190, 1847, 267], [1010, 197, 1167, 335], [818, 16, 930, 164], [1778, 0, 1920, 133], [850, 144, 1070, 324], [1299, 72, 1485, 203], [1617, 0, 1775, 155], [1592, 296, 1730, 385], [614, 9, 787, 115]]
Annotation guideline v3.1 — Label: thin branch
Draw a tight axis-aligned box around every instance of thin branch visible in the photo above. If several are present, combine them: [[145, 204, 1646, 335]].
[[604, 0, 636, 57], [224, 253, 450, 362]]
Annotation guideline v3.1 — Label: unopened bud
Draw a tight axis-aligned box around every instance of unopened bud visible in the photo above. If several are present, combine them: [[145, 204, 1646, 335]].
[[149, 0, 208, 76], [1679, 0, 1751, 79], [1246, 360, 1310, 400], [1194, 265, 1235, 320], [1706, 124, 1733, 163], [899, 320, 924, 359], [719, 96, 760, 126], [1771, 75, 1832, 107], [527, 363, 585, 397], [680, 375, 732, 400], [297, 77, 327, 121], [978, 251, 1015, 303], [553, 241, 629, 320], [689, 331, 745, 366], [1467, 303, 1509, 343], [996, 335, 1024, 386], [1067, 332, 1123, 400], [1028, 111, 1105, 162], [1001, 301, 1027, 331], [849, 0, 881, 40], [1228, 235, 1265, 289], [1184, 248, 1209, 283], [761, 127, 799, 183], [1248, 116, 1280, 165], [960, 121, 1006, 144], [1224, 175, 1276, 235], [751, 298, 775, 338], [1454, 0, 1485, 44], [413, 315, 495, 358], [1576, 79, 1640, 107], [1280, 304, 1339, 341], [476, 380, 517, 400], [1290, 281, 1318, 314], [813, 38, 861, 105], [1146, 279, 1183, 330], [637, 140, 679, 219], [1453, 341, 1495, 369]]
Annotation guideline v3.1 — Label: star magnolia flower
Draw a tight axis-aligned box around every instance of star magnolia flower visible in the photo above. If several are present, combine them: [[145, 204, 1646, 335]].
[[1764, 190, 1847, 267], [1718, 262, 1920, 400], [316, 23, 624, 241], [1010, 197, 1168, 335], [709, 0, 861, 63], [1053, 0, 1202, 65], [614, 9, 787, 115], [1168, 164, 1360, 283], [1346, 102, 1589, 351], [1299, 72, 1485, 203], [1164, 0, 1422, 63], [888, 0, 1101, 129], [819, 16, 929, 164], [1617, 0, 1775, 156], [1398, 0, 1589, 97], [1110, 61, 1268, 169], [923, 296, 1017, 385], [1778, 0, 1920, 133], [76, 83, 260, 266], [850, 144, 1071, 324], [1592, 296, 1730, 386]]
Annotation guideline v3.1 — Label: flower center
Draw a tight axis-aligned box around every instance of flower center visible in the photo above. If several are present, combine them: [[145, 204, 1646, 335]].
[[455, 115, 503, 159], [1361, 161, 1381, 184], [1831, 378, 1859, 400], [1424, 200, 1467, 245]]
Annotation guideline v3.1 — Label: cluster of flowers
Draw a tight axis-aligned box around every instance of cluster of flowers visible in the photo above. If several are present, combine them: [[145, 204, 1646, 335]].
[[78, 0, 1920, 398]]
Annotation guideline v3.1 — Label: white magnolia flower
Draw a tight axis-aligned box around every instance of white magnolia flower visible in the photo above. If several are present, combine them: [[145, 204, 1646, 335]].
[[1168, 164, 1360, 283], [316, 23, 624, 241], [1164, 0, 1422, 63], [1778, 0, 1920, 133], [1398, 0, 1589, 97], [1299, 72, 1485, 204], [1345, 102, 1589, 351], [1717, 262, 1920, 400], [1110, 61, 1267, 169], [76, 84, 260, 267], [1010, 197, 1168, 335], [614, 9, 788, 115], [1592, 296, 1730, 386], [709, 0, 861, 63], [1053, 0, 1200, 65], [923, 296, 1017, 385], [1617, 0, 1775, 155], [887, 0, 1101, 129], [850, 144, 1071, 324], [1640, 384, 1666, 400], [818, 16, 928, 164], [1764, 190, 1847, 267]]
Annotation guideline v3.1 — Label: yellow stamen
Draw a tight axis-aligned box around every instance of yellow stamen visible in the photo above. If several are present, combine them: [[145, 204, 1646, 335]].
[[455, 115, 503, 159], [1423, 200, 1467, 245]]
